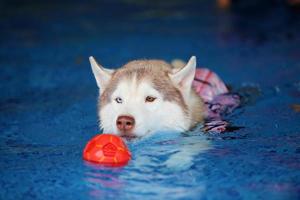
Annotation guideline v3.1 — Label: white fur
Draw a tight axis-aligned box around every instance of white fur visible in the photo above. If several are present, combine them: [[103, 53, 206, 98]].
[[169, 56, 196, 100], [99, 76, 190, 137], [89, 56, 114, 93]]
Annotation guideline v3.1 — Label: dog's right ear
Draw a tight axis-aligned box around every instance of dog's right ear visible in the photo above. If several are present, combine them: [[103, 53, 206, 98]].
[[89, 56, 114, 90]]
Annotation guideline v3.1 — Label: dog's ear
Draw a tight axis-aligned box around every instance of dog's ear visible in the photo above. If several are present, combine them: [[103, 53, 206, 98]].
[[169, 56, 196, 96], [89, 56, 114, 90]]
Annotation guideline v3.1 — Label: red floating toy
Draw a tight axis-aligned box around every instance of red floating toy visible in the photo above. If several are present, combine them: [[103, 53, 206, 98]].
[[83, 134, 131, 167]]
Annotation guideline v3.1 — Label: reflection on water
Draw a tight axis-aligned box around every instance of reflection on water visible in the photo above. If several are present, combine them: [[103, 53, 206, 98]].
[[82, 82, 300, 199], [83, 131, 211, 199], [83, 163, 124, 199]]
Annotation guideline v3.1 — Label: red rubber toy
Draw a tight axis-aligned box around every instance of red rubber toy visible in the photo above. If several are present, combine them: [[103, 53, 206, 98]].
[[83, 134, 131, 167]]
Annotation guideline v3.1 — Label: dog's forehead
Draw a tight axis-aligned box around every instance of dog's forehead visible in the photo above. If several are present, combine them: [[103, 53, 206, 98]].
[[102, 60, 170, 95], [115, 60, 171, 79]]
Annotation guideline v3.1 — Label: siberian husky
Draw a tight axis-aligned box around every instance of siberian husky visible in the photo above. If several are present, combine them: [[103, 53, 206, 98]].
[[89, 56, 205, 139], [90, 56, 212, 170]]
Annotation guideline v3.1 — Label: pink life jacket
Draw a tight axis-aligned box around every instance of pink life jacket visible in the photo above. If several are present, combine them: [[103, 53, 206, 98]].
[[192, 68, 228, 102], [192, 68, 240, 133]]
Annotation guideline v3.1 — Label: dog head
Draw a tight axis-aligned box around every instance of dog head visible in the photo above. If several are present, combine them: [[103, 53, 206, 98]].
[[90, 56, 197, 138]]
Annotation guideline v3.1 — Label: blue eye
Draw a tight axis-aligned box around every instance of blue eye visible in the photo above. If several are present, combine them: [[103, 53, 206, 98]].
[[115, 97, 123, 104]]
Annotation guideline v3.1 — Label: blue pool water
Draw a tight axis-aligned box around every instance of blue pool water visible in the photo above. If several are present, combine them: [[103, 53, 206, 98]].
[[0, 0, 300, 199]]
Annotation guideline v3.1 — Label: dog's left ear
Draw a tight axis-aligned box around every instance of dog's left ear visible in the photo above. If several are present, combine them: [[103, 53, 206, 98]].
[[169, 56, 196, 96], [89, 56, 114, 91]]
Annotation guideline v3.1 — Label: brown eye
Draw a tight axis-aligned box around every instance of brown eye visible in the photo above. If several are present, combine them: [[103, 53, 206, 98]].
[[115, 97, 123, 104], [145, 96, 156, 103]]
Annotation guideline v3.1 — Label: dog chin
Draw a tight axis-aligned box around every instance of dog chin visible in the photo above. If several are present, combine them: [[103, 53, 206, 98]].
[[103, 125, 154, 139], [118, 129, 153, 140]]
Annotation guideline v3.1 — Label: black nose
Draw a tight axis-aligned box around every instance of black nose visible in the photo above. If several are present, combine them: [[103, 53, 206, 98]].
[[116, 115, 135, 132]]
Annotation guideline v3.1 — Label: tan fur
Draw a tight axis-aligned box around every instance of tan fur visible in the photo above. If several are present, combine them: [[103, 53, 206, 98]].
[[100, 59, 204, 129], [171, 59, 186, 70], [171, 58, 204, 128], [188, 90, 205, 128]]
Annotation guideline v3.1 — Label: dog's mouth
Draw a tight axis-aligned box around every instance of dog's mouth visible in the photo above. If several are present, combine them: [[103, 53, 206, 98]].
[[118, 129, 152, 141], [118, 130, 136, 138], [120, 134, 138, 141]]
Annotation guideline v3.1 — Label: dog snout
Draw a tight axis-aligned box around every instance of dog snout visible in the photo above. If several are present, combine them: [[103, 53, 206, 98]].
[[116, 115, 135, 133]]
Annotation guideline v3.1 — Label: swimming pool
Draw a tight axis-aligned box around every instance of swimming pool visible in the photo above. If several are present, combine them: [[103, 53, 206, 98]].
[[0, 0, 299, 199]]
